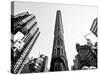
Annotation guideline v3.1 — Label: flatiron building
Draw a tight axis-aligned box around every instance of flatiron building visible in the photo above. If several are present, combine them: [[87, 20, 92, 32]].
[[50, 10, 69, 71]]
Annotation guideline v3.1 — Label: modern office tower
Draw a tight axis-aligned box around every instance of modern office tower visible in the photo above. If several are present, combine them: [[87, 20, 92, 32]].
[[11, 12, 40, 74], [50, 10, 69, 71], [21, 54, 48, 73], [11, 12, 30, 35], [71, 43, 97, 70]]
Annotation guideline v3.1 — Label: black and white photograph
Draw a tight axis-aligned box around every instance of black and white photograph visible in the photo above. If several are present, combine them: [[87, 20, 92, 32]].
[[11, 1, 98, 74]]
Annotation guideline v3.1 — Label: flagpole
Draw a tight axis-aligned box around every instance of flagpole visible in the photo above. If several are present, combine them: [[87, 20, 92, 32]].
[[84, 32, 91, 39]]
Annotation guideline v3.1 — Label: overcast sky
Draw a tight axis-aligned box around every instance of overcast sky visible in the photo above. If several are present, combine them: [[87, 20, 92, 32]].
[[14, 1, 97, 70]]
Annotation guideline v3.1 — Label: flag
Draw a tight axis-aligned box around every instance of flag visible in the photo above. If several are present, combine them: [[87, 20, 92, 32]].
[[90, 18, 98, 37]]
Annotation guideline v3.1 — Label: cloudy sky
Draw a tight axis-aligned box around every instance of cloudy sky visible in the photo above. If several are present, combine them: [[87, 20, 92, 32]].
[[14, 1, 97, 70]]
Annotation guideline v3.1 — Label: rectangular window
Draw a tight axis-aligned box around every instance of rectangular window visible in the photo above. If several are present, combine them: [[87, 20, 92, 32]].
[[57, 48, 60, 56], [57, 40, 60, 45]]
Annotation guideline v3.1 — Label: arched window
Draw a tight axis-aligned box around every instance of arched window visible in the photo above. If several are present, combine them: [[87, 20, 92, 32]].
[[54, 61, 65, 71], [54, 61, 61, 71]]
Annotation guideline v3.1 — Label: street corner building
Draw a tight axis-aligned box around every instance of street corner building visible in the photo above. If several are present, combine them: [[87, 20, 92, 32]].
[[11, 1, 98, 74], [50, 10, 69, 71]]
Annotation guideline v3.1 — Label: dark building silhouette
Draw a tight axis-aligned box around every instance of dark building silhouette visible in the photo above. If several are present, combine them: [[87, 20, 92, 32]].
[[11, 12, 40, 74], [72, 43, 97, 70], [50, 10, 69, 71], [21, 54, 48, 73]]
